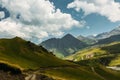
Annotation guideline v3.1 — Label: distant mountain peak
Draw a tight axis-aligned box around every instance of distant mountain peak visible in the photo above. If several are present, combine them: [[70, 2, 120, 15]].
[[41, 34, 88, 57], [63, 34, 74, 38], [61, 34, 76, 40]]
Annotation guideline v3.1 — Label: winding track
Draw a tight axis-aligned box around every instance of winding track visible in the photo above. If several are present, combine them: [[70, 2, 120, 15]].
[[25, 65, 107, 80]]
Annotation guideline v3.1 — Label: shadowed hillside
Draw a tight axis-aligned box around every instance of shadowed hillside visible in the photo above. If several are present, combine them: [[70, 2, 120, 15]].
[[41, 34, 88, 58]]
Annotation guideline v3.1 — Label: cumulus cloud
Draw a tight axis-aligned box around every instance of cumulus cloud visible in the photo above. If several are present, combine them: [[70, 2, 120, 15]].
[[0, 0, 85, 43], [0, 11, 5, 19], [67, 0, 120, 22]]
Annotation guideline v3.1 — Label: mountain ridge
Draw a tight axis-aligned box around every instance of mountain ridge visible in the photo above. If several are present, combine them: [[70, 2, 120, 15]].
[[95, 26, 120, 39], [41, 34, 88, 58]]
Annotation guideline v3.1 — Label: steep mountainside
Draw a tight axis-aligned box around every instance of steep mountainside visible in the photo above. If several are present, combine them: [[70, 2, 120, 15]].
[[95, 26, 120, 39], [77, 35, 97, 44], [96, 34, 120, 45], [41, 34, 88, 58]]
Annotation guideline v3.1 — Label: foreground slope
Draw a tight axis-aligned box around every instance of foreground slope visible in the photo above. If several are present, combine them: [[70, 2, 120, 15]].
[[0, 37, 120, 80], [0, 37, 74, 70]]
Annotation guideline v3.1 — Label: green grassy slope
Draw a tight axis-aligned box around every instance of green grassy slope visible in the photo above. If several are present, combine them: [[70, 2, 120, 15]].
[[66, 42, 120, 66], [39, 59, 120, 80], [0, 37, 75, 70], [74, 60, 120, 80], [0, 37, 120, 80]]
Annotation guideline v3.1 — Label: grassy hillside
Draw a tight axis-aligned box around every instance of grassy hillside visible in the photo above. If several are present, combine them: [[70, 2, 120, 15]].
[[74, 60, 120, 80], [0, 37, 120, 80], [0, 37, 75, 70], [66, 42, 120, 66]]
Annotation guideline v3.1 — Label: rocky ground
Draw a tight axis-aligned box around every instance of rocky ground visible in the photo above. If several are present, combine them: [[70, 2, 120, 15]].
[[0, 70, 25, 80], [0, 70, 54, 80]]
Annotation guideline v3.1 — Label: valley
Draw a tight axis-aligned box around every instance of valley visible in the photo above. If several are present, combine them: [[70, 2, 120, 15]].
[[1, 0, 120, 80], [0, 27, 120, 80]]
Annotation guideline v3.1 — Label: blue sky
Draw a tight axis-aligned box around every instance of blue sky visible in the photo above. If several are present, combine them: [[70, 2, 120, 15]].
[[50, 0, 120, 36], [0, 0, 120, 43]]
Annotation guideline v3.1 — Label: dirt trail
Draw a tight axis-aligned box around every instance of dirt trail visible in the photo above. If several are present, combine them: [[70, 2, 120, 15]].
[[24, 65, 80, 80], [25, 74, 36, 80], [91, 67, 106, 80]]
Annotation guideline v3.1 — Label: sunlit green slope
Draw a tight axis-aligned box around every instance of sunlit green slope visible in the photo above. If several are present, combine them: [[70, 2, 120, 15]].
[[66, 42, 120, 66], [0, 37, 120, 80], [0, 37, 74, 70]]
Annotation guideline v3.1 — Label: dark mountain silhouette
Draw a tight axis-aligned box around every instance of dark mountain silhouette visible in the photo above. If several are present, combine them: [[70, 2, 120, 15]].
[[41, 34, 88, 57]]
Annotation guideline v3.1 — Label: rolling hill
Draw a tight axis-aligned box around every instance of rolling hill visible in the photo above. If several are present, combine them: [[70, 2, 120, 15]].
[[41, 34, 88, 58], [66, 42, 120, 67], [0, 37, 75, 70], [0, 37, 120, 80]]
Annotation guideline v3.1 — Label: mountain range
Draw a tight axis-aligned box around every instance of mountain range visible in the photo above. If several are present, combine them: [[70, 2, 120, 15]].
[[96, 34, 120, 45], [41, 26, 120, 58], [77, 35, 97, 44], [0, 22, 120, 80], [93, 26, 120, 40], [41, 34, 88, 58]]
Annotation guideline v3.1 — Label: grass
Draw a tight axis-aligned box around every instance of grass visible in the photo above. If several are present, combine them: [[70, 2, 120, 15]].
[[0, 37, 75, 70], [66, 48, 107, 61], [44, 67, 103, 80], [37, 59, 120, 80], [74, 59, 120, 80], [66, 42, 120, 66], [0, 37, 120, 80]]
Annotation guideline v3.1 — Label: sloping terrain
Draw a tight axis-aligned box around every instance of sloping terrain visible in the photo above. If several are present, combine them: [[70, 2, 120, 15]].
[[0, 37, 75, 70], [41, 34, 87, 58], [94, 26, 120, 40], [0, 37, 120, 80], [66, 42, 120, 66], [77, 35, 97, 44], [96, 34, 120, 45]]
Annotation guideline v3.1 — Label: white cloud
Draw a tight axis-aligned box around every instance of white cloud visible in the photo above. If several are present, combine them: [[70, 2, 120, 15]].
[[0, 18, 48, 41], [0, 11, 5, 19], [0, 0, 85, 43], [67, 0, 120, 22]]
